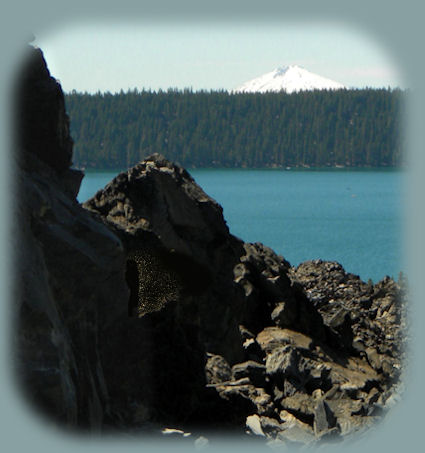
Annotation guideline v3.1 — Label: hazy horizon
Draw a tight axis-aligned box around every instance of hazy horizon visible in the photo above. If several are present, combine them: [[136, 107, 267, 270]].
[[33, 21, 404, 94]]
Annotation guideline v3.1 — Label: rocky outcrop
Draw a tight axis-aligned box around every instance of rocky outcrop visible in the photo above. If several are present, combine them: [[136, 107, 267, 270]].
[[291, 261, 406, 380], [13, 47, 216, 430], [14, 46, 131, 429], [84, 156, 247, 363], [85, 154, 406, 444], [204, 261, 406, 445], [15, 46, 406, 444], [14, 46, 78, 190]]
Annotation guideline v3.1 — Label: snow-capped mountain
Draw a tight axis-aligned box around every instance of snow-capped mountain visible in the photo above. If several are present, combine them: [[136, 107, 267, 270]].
[[234, 65, 345, 94]]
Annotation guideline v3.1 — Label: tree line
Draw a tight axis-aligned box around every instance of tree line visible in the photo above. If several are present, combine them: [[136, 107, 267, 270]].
[[64, 88, 403, 169]]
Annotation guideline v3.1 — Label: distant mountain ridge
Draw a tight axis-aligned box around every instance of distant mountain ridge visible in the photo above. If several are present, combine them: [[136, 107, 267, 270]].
[[234, 65, 345, 93]]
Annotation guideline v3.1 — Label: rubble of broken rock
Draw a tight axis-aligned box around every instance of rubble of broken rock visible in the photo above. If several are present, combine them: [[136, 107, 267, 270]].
[[206, 270, 407, 445], [85, 153, 407, 446], [15, 46, 407, 446]]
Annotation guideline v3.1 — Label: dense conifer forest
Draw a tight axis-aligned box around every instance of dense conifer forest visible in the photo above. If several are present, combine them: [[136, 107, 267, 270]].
[[65, 88, 403, 169]]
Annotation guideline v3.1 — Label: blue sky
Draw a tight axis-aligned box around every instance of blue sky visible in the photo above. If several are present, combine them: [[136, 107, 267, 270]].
[[34, 20, 403, 93]]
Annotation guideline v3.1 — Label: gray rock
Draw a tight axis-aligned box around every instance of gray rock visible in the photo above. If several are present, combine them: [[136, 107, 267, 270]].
[[246, 414, 265, 437], [265, 346, 300, 378], [206, 354, 232, 384], [278, 410, 316, 444], [313, 400, 337, 436], [232, 360, 266, 387], [280, 393, 317, 418], [270, 301, 297, 328], [258, 416, 283, 437]]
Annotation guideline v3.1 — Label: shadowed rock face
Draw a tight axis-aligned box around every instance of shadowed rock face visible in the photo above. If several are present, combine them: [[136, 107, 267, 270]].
[[14, 46, 129, 428], [13, 48, 214, 429], [15, 46, 407, 443], [84, 156, 246, 362], [15, 47, 74, 175], [85, 154, 406, 442], [84, 155, 335, 363]]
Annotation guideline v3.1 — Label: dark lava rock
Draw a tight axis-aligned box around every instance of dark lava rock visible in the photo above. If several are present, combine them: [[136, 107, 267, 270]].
[[84, 154, 247, 363], [232, 361, 267, 388], [14, 45, 407, 445], [290, 260, 406, 378], [14, 46, 129, 429], [313, 400, 337, 436], [15, 46, 74, 175], [206, 353, 232, 384], [84, 154, 331, 366]]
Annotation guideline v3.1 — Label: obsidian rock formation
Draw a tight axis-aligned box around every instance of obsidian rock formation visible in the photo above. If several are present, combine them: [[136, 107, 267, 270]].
[[14, 46, 76, 180], [14, 46, 128, 428], [84, 153, 406, 442], [14, 46, 406, 445]]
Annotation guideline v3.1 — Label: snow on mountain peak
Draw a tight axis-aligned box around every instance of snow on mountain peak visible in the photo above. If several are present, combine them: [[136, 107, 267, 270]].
[[234, 65, 345, 94]]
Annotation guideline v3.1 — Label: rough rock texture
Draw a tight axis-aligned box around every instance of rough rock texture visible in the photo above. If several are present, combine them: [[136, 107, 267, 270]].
[[85, 154, 406, 443], [84, 156, 247, 363], [13, 47, 218, 430], [15, 47, 74, 176], [14, 46, 129, 428], [290, 261, 406, 381], [15, 46, 406, 444]]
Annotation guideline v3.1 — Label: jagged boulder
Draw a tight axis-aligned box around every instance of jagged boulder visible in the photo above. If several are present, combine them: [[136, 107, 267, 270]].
[[84, 163, 333, 364], [84, 154, 247, 363]]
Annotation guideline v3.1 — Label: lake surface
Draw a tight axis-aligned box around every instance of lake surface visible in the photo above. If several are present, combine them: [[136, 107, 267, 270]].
[[78, 168, 404, 283]]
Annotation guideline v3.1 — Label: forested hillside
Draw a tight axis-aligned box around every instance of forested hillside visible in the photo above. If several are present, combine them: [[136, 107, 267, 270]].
[[65, 88, 403, 169]]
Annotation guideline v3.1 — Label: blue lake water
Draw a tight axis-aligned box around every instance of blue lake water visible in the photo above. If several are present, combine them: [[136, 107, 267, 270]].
[[78, 168, 404, 283]]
